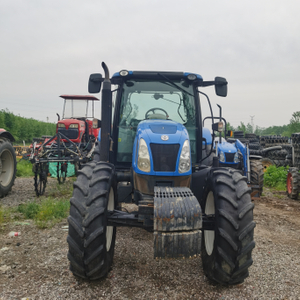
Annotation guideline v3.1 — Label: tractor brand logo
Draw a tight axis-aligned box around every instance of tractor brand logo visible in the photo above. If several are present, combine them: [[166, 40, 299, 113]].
[[161, 135, 169, 141]]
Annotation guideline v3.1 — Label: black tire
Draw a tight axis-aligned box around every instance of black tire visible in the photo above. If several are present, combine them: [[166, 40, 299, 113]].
[[286, 167, 299, 200], [250, 160, 264, 196], [57, 162, 67, 184], [67, 161, 117, 280], [0, 140, 17, 197], [34, 162, 48, 197], [201, 168, 255, 285]]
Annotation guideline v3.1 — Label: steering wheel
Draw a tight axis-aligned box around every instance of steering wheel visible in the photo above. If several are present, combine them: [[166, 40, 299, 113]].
[[145, 108, 169, 119]]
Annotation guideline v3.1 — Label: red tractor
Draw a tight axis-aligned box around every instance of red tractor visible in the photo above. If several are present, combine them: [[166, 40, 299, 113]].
[[56, 95, 101, 145], [30, 95, 101, 196]]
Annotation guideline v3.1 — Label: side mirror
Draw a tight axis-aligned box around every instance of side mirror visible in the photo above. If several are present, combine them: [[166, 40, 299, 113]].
[[88, 73, 103, 93], [215, 77, 228, 97]]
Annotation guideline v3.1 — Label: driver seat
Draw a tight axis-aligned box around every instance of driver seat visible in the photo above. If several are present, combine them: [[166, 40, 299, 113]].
[[147, 114, 168, 120]]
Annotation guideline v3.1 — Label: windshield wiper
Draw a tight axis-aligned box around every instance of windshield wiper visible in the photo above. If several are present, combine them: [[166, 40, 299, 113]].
[[157, 73, 194, 97]]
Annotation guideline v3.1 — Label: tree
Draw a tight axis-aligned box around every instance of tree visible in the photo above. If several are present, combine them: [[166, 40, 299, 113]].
[[289, 111, 300, 134]]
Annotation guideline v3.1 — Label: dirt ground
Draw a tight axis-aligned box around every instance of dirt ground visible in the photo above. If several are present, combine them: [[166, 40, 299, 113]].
[[1, 178, 300, 299]]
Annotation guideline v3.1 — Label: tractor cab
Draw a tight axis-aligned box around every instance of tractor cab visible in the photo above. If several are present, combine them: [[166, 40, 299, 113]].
[[57, 95, 101, 145]]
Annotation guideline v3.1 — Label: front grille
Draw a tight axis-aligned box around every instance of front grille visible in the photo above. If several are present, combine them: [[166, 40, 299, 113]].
[[150, 144, 180, 172], [57, 128, 79, 140], [225, 152, 235, 162]]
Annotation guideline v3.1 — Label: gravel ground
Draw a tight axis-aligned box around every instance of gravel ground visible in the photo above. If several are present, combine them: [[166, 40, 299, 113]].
[[0, 178, 300, 299]]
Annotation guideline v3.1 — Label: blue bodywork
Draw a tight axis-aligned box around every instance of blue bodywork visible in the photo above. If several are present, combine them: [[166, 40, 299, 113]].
[[132, 119, 191, 176], [202, 127, 249, 176], [202, 127, 212, 146]]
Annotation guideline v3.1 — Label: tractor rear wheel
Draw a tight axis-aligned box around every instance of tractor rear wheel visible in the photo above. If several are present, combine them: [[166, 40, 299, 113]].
[[286, 167, 299, 200], [250, 160, 264, 197], [201, 169, 255, 285], [0, 140, 17, 197], [67, 161, 117, 280]]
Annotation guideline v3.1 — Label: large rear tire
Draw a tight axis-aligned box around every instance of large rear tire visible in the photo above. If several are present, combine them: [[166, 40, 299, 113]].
[[286, 167, 299, 200], [201, 169, 255, 285], [67, 161, 117, 280], [0, 140, 17, 197]]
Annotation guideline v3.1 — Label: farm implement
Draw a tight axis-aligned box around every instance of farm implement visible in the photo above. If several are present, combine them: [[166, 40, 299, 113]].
[[29, 95, 101, 196]]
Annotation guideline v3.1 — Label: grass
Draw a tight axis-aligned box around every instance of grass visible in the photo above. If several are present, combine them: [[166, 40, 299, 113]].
[[16, 159, 34, 177], [264, 165, 289, 191], [0, 178, 74, 229]]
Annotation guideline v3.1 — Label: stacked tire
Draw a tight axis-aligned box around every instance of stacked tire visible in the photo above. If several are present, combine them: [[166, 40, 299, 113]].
[[291, 133, 300, 168]]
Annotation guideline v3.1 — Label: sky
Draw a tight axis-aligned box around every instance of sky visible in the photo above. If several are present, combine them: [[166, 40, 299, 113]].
[[0, 0, 299, 129]]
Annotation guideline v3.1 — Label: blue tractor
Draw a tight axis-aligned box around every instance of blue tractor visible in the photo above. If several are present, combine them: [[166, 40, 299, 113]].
[[203, 113, 264, 198], [67, 63, 255, 285]]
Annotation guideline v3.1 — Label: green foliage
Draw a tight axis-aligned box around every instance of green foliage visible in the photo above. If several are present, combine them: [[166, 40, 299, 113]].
[[16, 159, 34, 177], [2, 179, 73, 228], [264, 165, 288, 190], [35, 199, 70, 229], [16, 198, 70, 228], [289, 111, 300, 134], [0, 109, 56, 143], [17, 202, 40, 219]]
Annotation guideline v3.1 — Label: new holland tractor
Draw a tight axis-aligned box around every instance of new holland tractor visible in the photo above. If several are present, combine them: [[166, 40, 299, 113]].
[[203, 111, 264, 198], [67, 63, 255, 285], [0, 129, 17, 197]]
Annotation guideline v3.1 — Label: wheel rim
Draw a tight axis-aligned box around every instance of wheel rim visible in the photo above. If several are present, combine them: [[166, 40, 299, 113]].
[[106, 187, 114, 251], [287, 173, 293, 194], [0, 148, 14, 187], [204, 191, 215, 256], [262, 159, 274, 173]]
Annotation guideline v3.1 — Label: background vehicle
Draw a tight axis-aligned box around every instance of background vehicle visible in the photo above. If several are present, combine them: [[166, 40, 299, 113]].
[[203, 111, 264, 198], [67, 63, 255, 285], [0, 129, 17, 197], [30, 95, 101, 196]]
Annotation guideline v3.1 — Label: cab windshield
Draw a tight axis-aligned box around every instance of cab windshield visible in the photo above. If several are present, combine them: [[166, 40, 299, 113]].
[[117, 79, 197, 163]]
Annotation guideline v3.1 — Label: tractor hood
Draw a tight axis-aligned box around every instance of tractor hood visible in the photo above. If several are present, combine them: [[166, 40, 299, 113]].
[[217, 141, 237, 154], [136, 120, 189, 144], [132, 119, 191, 176]]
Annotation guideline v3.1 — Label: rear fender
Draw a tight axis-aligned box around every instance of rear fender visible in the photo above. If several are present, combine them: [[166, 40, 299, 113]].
[[0, 129, 15, 142]]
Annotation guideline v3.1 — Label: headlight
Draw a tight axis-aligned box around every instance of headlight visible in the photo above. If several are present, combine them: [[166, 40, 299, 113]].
[[234, 152, 239, 163], [137, 138, 150, 172], [69, 124, 79, 129], [178, 140, 191, 173], [219, 151, 225, 162], [57, 123, 65, 128]]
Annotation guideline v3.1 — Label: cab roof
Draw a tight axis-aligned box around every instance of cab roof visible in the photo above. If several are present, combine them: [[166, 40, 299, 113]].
[[59, 95, 99, 101]]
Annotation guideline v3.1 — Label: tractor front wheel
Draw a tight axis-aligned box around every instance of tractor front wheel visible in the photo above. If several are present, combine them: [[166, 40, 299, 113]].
[[67, 161, 117, 280], [286, 167, 299, 200], [201, 169, 256, 285]]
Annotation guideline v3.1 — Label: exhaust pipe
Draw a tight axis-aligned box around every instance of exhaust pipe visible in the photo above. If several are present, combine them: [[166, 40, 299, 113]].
[[99, 62, 112, 162]]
